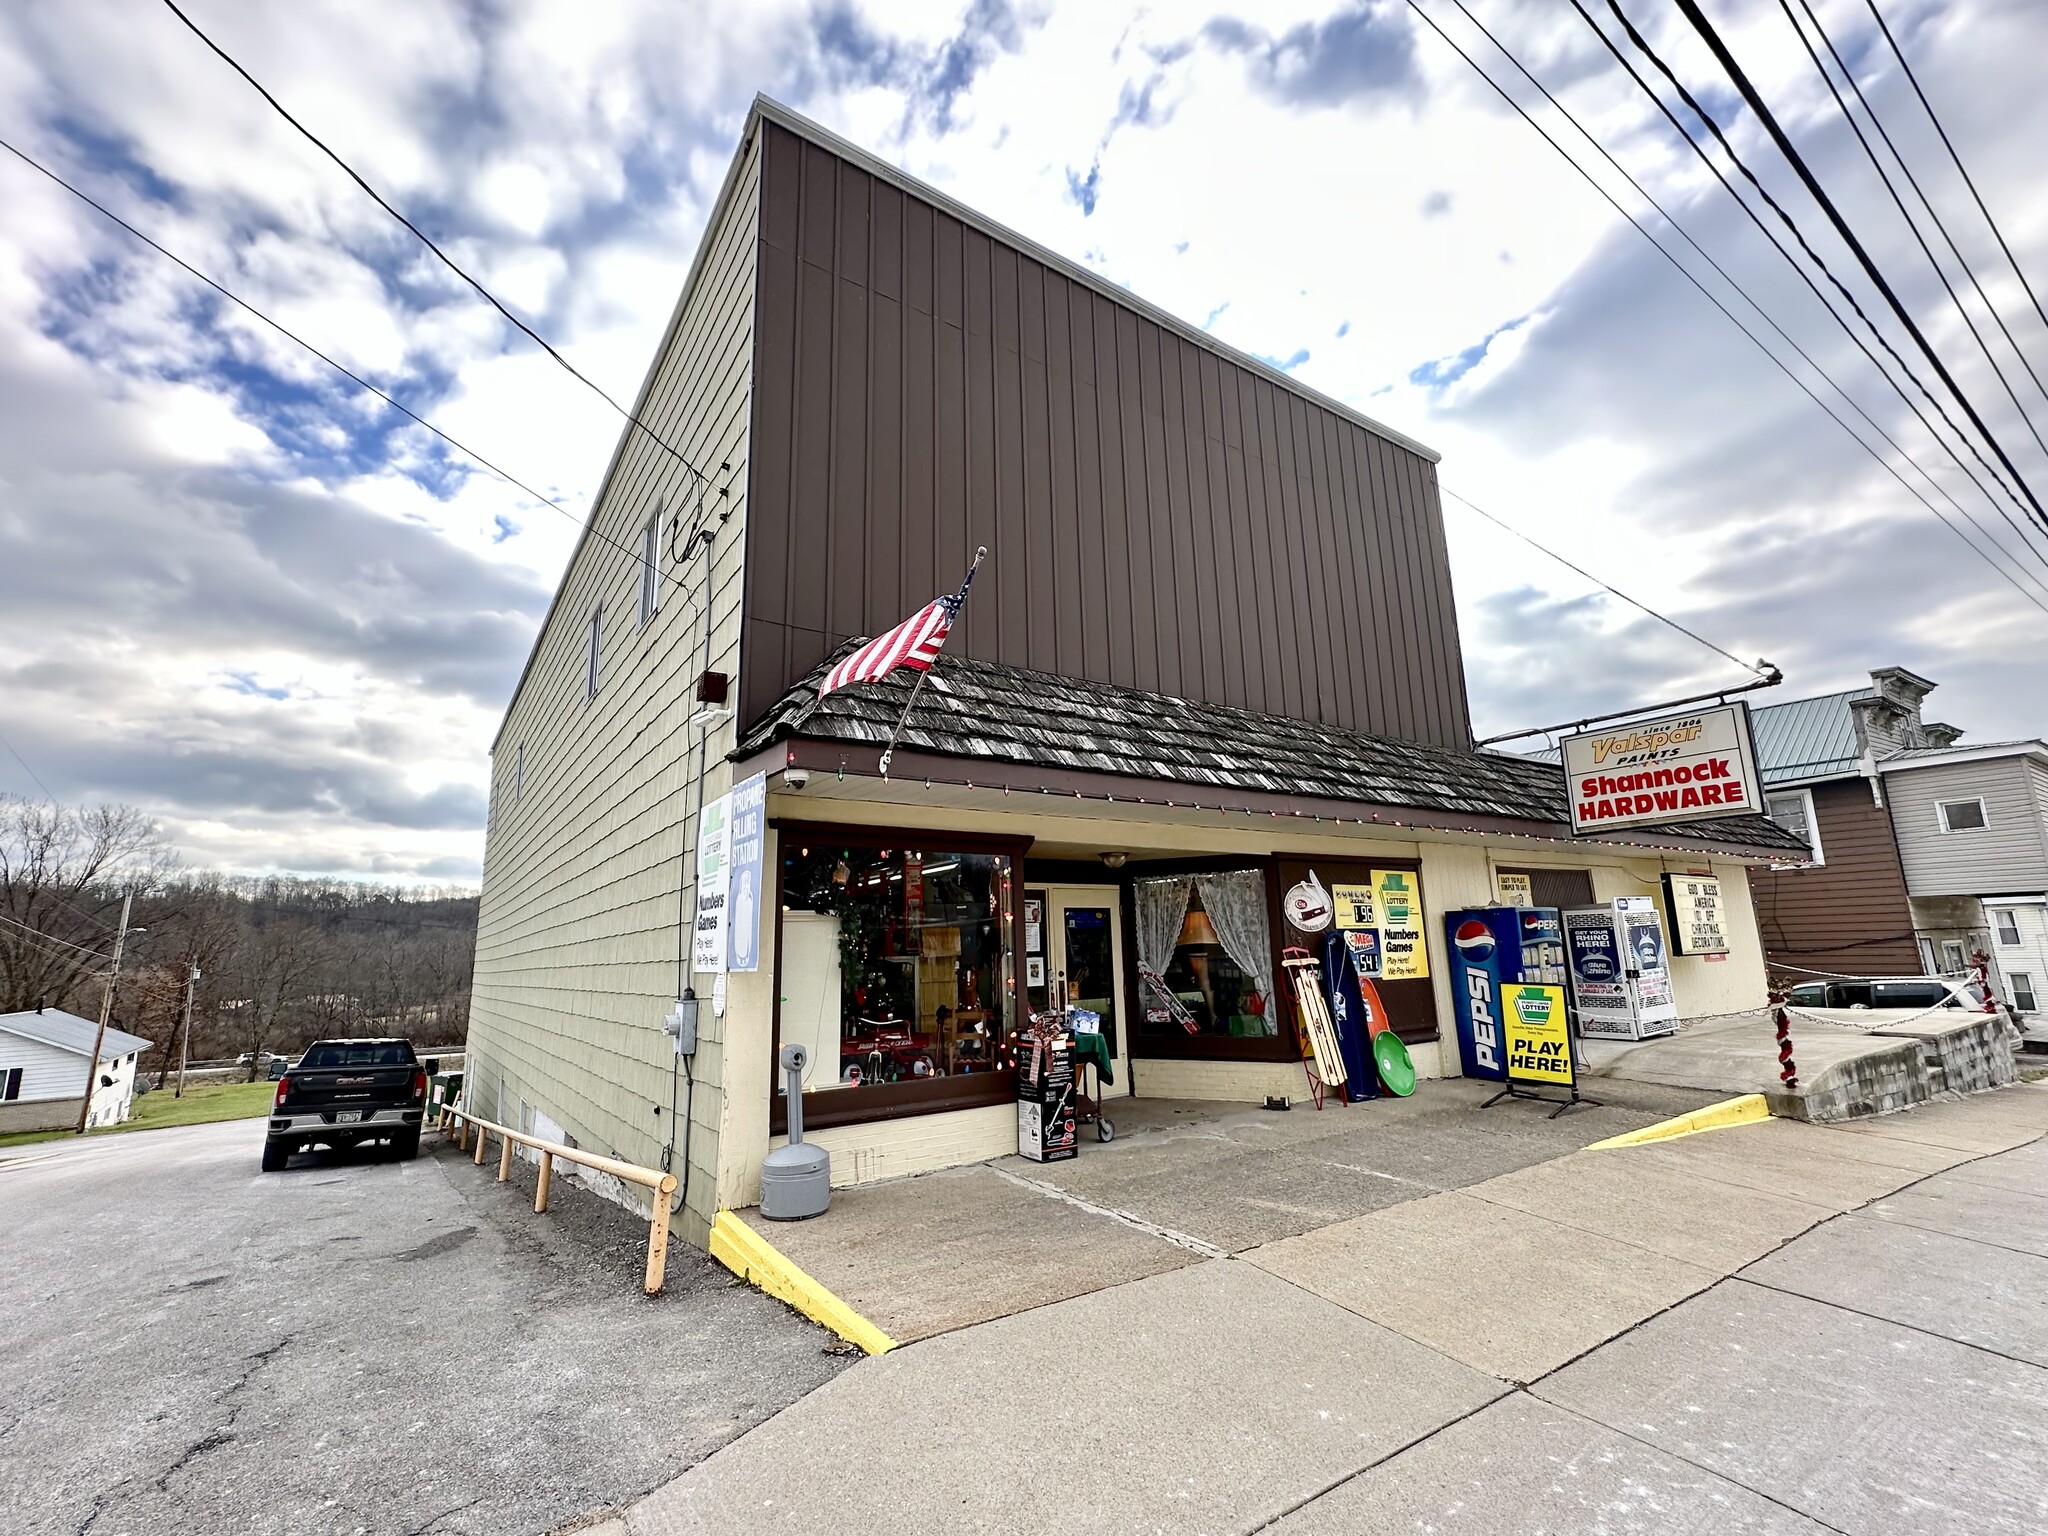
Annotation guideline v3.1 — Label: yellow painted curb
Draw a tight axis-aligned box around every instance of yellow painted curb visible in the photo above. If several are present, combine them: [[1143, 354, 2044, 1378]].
[[1583, 1093, 1773, 1150], [709, 1210, 896, 1356]]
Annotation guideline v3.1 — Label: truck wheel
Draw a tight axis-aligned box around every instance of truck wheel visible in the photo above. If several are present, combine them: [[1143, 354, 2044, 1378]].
[[394, 1130, 422, 1161], [260, 1137, 291, 1173]]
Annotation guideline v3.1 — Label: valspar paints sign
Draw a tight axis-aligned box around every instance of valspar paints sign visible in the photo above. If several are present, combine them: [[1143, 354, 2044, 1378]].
[[1562, 702, 1763, 835]]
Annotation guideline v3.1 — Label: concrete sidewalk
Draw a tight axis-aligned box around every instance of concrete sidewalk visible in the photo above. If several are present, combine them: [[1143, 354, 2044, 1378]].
[[735, 1078, 1720, 1343], [586, 1081, 2048, 1535]]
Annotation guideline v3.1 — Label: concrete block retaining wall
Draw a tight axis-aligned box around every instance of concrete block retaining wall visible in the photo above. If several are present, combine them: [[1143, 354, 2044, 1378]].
[[1770, 1013, 2018, 1124]]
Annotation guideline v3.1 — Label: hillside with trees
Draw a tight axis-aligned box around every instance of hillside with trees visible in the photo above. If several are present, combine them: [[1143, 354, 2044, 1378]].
[[1, 794, 476, 1080]]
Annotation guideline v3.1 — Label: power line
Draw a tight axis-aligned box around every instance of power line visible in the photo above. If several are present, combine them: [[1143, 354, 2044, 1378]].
[[1569, 0, 2048, 590], [0, 911, 110, 963], [1669, 0, 2048, 532], [1439, 485, 1764, 673], [0, 724, 59, 803], [1441, 0, 2048, 606], [0, 133, 696, 606], [1585, 0, 2038, 540], [1793, 0, 2048, 414], [157, 0, 708, 494], [1428, 0, 2048, 612], [1401, 1, 2048, 615], [1863, 0, 2048, 360], [1774, 0, 2048, 461]]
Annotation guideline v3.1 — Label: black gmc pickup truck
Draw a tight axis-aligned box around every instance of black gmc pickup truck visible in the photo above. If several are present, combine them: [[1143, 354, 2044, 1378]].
[[262, 1038, 436, 1171]]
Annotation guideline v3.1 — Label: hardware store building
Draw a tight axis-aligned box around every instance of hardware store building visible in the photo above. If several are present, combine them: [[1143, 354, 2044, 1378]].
[[468, 97, 1807, 1246]]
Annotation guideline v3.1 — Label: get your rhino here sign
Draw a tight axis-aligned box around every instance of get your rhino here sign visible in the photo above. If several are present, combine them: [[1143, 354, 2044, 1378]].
[[1561, 702, 1764, 836]]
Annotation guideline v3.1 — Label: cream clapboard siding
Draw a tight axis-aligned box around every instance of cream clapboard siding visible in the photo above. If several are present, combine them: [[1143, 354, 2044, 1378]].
[[469, 130, 761, 1245], [1886, 756, 2048, 895]]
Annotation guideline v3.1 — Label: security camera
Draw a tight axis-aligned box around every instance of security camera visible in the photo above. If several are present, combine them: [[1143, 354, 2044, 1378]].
[[784, 767, 809, 791]]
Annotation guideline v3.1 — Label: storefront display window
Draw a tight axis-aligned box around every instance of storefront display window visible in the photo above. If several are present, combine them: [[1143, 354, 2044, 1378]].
[[1133, 871, 1277, 1042], [777, 839, 1016, 1119]]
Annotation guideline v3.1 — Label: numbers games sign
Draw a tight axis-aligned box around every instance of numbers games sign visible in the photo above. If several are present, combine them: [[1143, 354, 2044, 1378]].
[[1562, 702, 1764, 836]]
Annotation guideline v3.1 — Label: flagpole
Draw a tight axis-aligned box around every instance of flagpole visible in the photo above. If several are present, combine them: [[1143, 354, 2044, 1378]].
[[879, 545, 984, 777]]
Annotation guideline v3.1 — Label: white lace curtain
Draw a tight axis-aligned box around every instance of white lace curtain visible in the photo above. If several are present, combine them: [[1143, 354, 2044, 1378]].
[[1195, 870, 1277, 1036], [1133, 876, 1193, 977]]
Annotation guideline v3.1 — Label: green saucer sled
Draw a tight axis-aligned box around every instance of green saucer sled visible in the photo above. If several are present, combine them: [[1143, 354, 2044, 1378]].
[[1373, 1030, 1417, 1096]]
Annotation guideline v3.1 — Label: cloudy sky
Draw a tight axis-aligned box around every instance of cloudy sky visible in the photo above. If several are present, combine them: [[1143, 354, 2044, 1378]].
[[3, 0, 2046, 880]]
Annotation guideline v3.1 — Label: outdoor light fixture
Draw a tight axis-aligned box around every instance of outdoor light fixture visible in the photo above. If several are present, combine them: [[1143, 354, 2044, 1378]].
[[1098, 852, 1128, 868], [687, 703, 733, 729]]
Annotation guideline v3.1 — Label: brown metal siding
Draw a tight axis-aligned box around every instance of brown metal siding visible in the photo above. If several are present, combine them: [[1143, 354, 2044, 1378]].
[[1753, 780, 1923, 976], [743, 121, 1473, 746]]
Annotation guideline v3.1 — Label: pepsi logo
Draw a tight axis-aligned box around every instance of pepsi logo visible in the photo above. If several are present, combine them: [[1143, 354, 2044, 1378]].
[[1454, 920, 1496, 964]]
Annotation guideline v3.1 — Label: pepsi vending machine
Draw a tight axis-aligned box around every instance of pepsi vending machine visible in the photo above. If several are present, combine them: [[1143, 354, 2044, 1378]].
[[1445, 906, 1569, 1081], [1563, 896, 1679, 1040]]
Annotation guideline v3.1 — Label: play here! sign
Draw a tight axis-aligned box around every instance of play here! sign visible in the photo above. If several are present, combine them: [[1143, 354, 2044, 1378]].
[[1561, 702, 1764, 836]]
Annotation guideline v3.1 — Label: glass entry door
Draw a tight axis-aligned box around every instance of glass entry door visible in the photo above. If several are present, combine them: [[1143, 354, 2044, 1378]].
[[1026, 885, 1131, 1098]]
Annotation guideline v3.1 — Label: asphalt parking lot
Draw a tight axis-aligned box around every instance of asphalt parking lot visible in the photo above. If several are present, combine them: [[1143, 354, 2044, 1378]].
[[0, 1119, 851, 1536]]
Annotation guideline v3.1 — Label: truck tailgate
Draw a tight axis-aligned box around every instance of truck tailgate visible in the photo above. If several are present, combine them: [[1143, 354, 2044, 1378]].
[[284, 1066, 417, 1111]]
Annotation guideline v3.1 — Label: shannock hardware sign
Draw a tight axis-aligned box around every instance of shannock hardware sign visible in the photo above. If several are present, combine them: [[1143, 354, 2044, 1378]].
[[1561, 702, 1764, 836]]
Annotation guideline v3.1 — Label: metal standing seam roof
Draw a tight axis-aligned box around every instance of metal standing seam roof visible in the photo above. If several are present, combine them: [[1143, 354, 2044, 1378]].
[[1751, 686, 1873, 785], [736, 648, 1811, 856], [0, 1008, 152, 1059], [1881, 740, 2045, 764]]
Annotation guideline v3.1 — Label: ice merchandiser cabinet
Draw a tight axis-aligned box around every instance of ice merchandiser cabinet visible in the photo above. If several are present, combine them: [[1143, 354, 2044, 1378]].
[[1563, 896, 1679, 1040], [1445, 906, 1569, 1081]]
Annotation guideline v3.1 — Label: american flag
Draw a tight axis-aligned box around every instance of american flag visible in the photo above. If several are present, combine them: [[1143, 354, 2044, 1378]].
[[818, 551, 984, 699]]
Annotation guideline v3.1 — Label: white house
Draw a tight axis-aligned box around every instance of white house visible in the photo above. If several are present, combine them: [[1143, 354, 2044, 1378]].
[[0, 1008, 153, 1133]]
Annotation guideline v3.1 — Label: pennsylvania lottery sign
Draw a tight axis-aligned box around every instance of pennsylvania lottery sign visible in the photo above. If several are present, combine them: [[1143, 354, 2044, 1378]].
[[1561, 702, 1763, 836]]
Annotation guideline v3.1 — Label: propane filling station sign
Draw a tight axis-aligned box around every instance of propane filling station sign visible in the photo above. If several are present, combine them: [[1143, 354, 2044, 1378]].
[[1561, 703, 1764, 835]]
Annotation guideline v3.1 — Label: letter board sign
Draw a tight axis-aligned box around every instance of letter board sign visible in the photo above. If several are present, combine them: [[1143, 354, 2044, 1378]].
[[1561, 702, 1763, 835], [1661, 871, 1729, 957]]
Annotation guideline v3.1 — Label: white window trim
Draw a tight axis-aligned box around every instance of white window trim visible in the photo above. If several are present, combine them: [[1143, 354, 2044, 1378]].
[[1766, 787, 1823, 868], [1994, 908, 2022, 947], [638, 510, 661, 628], [1936, 796, 1990, 833], [585, 604, 603, 702], [2012, 971, 2037, 1012], [513, 742, 525, 806]]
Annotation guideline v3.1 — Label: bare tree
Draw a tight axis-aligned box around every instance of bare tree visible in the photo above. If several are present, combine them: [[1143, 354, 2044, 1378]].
[[230, 918, 326, 1079], [2, 808, 477, 1067], [130, 878, 245, 1087], [0, 795, 178, 1014]]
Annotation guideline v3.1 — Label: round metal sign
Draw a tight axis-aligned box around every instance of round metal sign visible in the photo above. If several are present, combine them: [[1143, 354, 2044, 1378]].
[[1284, 874, 1334, 932]]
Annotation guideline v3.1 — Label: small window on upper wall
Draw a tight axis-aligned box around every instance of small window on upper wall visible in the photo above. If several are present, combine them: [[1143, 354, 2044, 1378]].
[[639, 510, 660, 627], [1765, 789, 1822, 866], [513, 743, 525, 806], [1995, 909, 2022, 947], [1937, 797, 1988, 833], [585, 605, 603, 701]]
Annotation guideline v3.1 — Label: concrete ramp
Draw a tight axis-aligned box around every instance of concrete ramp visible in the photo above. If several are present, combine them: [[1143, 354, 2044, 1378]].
[[1583, 1009, 2019, 1122]]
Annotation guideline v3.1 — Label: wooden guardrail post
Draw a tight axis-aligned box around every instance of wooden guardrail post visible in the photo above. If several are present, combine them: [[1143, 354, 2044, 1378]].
[[646, 1175, 677, 1296], [439, 1107, 680, 1296]]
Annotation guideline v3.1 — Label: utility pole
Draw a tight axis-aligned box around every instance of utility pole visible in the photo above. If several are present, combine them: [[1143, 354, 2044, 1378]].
[[174, 962, 199, 1098], [75, 890, 134, 1135]]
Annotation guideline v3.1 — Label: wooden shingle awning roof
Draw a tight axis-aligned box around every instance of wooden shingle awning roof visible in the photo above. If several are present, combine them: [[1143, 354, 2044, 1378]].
[[736, 648, 1811, 861]]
